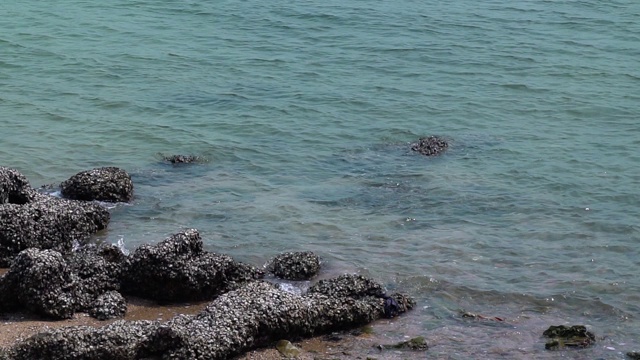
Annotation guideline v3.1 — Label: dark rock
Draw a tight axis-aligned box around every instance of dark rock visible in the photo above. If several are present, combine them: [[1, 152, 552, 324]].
[[67, 244, 127, 311], [88, 290, 127, 321], [628, 352, 640, 360], [121, 229, 263, 302], [0, 194, 110, 267], [410, 136, 448, 156], [161, 154, 204, 164], [0, 167, 37, 205], [60, 167, 133, 202], [2, 249, 76, 319], [268, 251, 320, 280], [6, 277, 414, 360], [543, 325, 596, 350], [379, 336, 428, 351]]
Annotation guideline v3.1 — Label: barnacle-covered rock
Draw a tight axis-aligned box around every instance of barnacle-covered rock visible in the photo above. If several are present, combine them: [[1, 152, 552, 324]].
[[2, 249, 76, 319], [60, 167, 133, 202], [0, 167, 37, 205], [6, 276, 414, 360], [410, 136, 448, 156], [88, 290, 127, 321], [9, 320, 159, 360], [0, 195, 110, 267], [308, 274, 385, 298], [268, 251, 320, 280], [68, 244, 127, 311], [121, 229, 263, 302]]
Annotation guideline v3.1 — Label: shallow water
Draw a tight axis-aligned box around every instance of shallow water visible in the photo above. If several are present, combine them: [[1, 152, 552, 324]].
[[2, 0, 640, 357]]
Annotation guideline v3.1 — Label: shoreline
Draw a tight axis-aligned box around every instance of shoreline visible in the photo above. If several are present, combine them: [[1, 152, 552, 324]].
[[0, 297, 394, 359]]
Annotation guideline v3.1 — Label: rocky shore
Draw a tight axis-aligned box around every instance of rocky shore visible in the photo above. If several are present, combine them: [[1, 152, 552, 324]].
[[0, 166, 415, 359]]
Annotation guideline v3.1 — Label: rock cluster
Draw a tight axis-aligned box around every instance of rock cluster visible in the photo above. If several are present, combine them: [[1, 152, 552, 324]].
[[410, 136, 449, 156], [60, 167, 134, 202], [6, 276, 413, 360], [268, 251, 320, 280], [0, 167, 110, 267], [0, 165, 416, 359], [0, 229, 262, 321]]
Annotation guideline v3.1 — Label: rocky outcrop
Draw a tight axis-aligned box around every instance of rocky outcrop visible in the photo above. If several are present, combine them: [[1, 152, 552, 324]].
[[268, 251, 320, 280], [60, 167, 133, 202], [411, 136, 448, 156], [0, 167, 110, 267], [6, 276, 414, 360], [121, 229, 263, 302]]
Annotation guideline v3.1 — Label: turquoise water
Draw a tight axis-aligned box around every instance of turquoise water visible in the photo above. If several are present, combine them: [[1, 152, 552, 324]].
[[2, 0, 640, 357]]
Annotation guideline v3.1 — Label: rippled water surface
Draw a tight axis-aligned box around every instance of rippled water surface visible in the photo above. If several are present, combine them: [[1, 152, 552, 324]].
[[2, 0, 640, 357]]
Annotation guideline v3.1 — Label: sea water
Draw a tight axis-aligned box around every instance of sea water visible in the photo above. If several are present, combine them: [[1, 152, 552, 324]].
[[2, 0, 639, 358]]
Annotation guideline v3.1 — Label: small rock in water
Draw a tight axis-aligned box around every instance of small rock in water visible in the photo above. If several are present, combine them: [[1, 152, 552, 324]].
[[276, 340, 301, 358], [379, 336, 428, 351], [543, 325, 595, 350], [627, 351, 640, 360], [410, 136, 448, 156], [161, 154, 204, 164]]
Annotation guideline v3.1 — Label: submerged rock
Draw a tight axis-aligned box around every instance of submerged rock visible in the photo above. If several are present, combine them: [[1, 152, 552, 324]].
[[543, 325, 596, 350], [410, 136, 448, 156], [6, 276, 414, 360], [379, 336, 428, 351], [268, 251, 320, 280], [121, 229, 263, 302], [60, 167, 133, 202], [276, 340, 301, 358], [161, 154, 204, 164]]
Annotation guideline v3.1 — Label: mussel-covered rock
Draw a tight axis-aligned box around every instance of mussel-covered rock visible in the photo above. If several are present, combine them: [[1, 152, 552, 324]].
[[121, 229, 263, 302], [410, 136, 448, 156], [0, 167, 110, 266], [68, 244, 127, 311], [308, 274, 385, 298], [0, 195, 110, 267], [543, 325, 596, 350], [0, 167, 37, 205], [2, 249, 76, 319], [9, 320, 159, 360], [6, 276, 414, 360], [88, 290, 127, 321], [268, 251, 320, 280], [60, 167, 133, 202]]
